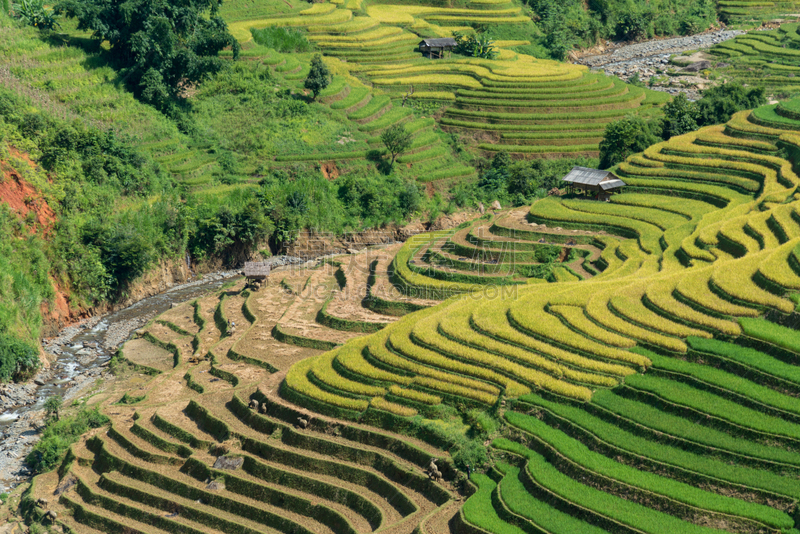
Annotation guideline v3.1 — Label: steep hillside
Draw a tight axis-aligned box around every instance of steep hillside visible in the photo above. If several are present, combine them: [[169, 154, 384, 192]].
[[220, 0, 670, 161], [276, 100, 800, 531], [27, 99, 800, 533], [0, 146, 54, 380]]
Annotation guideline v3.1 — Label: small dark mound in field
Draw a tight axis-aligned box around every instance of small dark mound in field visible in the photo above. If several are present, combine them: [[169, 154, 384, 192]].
[[212, 456, 243, 470]]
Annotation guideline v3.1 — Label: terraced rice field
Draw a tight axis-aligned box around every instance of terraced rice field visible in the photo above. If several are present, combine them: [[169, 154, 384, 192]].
[[271, 100, 800, 532], [31, 260, 470, 533], [21, 5, 800, 531], [224, 0, 669, 161], [716, 0, 800, 23], [27, 100, 800, 533], [711, 22, 800, 98]]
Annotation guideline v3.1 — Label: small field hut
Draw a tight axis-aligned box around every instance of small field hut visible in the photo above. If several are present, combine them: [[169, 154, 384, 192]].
[[561, 166, 626, 200], [243, 261, 271, 282], [419, 38, 457, 59]]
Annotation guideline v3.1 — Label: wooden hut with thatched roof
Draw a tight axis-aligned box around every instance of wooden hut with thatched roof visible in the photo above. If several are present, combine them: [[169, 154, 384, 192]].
[[243, 261, 271, 282]]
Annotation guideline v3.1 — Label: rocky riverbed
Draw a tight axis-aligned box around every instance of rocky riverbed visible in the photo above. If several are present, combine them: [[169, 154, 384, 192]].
[[576, 30, 745, 99]]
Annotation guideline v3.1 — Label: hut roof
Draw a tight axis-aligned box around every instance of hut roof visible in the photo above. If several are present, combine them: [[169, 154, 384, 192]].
[[419, 38, 458, 48], [562, 166, 616, 186], [599, 178, 626, 191], [244, 261, 271, 278]]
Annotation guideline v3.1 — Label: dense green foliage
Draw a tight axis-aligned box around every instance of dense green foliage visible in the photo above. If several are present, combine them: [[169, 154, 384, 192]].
[[54, 0, 239, 113], [661, 93, 699, 140], [664, 84, 766, 136], [0, 87, 184, 302], [0, 333, 39, 382], [305, 54, 331, 101], [25, 406, 109, 473], [258, 167, 427, 246], [11, 0, 57, 29], [251, 26, 312, 53], [696, 84, 767, 126], [453, 31, 497, 60], [599, 115, 662, 168], [600, 82, 768, 167], [469, 153, 599, 205], [526, 0, 716, 59]]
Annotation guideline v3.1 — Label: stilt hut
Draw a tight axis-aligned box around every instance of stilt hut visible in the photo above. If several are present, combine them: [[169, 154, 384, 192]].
[[561, 166, 626, 201], [419, 38, 457, 59], [243, 261, 270, 286]]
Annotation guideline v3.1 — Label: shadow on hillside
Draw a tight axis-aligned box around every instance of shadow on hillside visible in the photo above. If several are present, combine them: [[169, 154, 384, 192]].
[[367, 149, 392, 175]]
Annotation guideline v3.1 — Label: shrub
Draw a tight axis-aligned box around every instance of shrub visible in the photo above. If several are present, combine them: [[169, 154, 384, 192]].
[[26, 407, 109, 473], [12, 0, 58, 29], [599, 115, 661, 168], [251, 26, 312, 52], [44, 396, 62, 422], [0, 334, 39, 382], [453, 31, 497, 59]]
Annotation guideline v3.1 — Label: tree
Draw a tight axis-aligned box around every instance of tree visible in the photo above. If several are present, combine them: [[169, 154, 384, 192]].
[[44, 396, 62, 422], [661, 93, 699, 140], [696, 83, 766, 126], [491, 151, 511, 171], [54, 0, 239, 113], [616, 10, 652, 41], [380, 124, 412, 166], [599, 115, 661, 169], [304, 54, 330, 101]]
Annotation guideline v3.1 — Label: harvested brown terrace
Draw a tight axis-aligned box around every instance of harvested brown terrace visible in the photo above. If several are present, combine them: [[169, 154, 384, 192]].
[[369, 243, 441, 309], [276, 267, 362, 346], [324, 249, 397, 325]]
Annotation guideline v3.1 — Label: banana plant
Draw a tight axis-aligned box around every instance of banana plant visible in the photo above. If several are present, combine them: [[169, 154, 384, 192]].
[[11, 0, 59, 30]]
